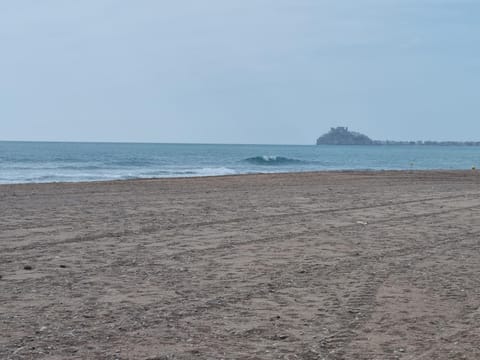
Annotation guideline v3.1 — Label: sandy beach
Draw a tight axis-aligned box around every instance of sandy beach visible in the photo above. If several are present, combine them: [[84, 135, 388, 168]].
[[1, 171, 480, 359]]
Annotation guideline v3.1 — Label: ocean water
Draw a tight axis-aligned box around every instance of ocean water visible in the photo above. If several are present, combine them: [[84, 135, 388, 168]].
[[1, 141, 480, 184]]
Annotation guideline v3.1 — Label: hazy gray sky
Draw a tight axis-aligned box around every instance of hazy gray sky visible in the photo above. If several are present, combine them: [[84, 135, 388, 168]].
[[1, 0, 479, 144]]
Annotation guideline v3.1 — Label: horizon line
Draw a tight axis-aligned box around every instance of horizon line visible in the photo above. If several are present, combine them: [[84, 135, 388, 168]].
[[0, 139, 314, 146]]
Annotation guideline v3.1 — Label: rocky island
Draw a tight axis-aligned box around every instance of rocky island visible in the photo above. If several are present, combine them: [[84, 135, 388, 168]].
[[316, 127, 480, 146], [316, 127, 373, 145]]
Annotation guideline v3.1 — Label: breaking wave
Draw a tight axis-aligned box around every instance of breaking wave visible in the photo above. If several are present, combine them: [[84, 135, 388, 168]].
[[244, 155, 305, 165]]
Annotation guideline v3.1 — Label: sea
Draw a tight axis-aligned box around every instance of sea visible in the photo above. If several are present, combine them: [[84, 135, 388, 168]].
[[1, 141, 480, 184]]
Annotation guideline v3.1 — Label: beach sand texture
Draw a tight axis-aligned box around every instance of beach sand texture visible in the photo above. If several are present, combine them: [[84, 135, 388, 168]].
[[1, 171, 480, 359]]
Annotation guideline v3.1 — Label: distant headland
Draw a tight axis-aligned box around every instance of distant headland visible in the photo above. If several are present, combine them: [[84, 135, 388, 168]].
[[316, 127, 480, 146]]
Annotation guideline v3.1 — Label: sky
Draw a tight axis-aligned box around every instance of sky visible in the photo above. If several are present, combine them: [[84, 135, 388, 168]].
[[1, 0, 479, 144]]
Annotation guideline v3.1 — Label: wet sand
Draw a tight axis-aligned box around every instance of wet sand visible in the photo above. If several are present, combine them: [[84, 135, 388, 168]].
[[1, 171, 480, 359]]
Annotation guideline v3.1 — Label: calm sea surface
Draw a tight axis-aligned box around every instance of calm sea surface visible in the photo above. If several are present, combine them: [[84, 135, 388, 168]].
[[1, 141, 480, 184]]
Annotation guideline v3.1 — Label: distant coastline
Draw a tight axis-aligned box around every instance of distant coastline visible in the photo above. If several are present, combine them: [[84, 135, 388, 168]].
[[316, 127, 480, 146]]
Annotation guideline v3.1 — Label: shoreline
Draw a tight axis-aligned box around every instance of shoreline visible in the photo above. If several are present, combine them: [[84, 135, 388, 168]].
[[0, 168, 476, 187]]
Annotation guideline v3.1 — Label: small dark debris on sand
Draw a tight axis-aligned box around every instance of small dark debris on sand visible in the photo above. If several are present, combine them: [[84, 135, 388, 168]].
[[23, 265, 33, 270]]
